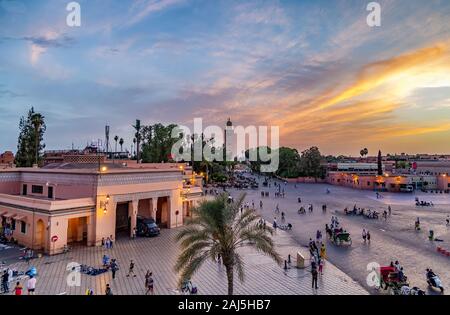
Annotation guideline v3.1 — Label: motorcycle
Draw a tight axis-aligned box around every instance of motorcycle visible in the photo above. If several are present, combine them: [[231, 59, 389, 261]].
[[427, 272, 444, 293]]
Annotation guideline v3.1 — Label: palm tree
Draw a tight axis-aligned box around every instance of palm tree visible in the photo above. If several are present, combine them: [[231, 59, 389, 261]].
[[31, 112, 44, 165], [119, 138, 124, 152], [360, 148, 368, 158], [114, 135, 119, 152], [175, 193, 282, 295], [132, 119, 141, 163]]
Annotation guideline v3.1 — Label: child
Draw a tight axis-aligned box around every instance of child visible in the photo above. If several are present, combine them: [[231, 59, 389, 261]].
[[14, 282, 23, 295], [318, 258, 324, 275]]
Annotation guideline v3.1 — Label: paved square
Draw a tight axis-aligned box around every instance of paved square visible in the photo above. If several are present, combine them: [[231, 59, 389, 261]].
[[1, 226, 367, 295], [231, 175, 450, 294]]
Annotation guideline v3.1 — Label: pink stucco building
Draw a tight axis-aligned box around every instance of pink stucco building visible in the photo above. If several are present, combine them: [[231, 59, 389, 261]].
[[0, 163, 203, 254]]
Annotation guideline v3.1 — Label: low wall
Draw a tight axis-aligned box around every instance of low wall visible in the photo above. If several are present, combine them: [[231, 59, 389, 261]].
[[281, 177, 326, 183]]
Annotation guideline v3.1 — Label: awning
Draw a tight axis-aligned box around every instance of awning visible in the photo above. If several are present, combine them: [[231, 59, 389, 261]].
[[0, 211, 7, 217], [3, 213, 16, 219], [14, 215, 27, 221]]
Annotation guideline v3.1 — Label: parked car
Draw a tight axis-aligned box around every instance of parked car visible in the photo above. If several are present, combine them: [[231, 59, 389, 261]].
[[136, 216, 160, 237]]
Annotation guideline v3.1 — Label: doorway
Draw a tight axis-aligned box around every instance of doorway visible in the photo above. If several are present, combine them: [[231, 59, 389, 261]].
[[34, 219, 45, 250], [115, 202, 130, 236]]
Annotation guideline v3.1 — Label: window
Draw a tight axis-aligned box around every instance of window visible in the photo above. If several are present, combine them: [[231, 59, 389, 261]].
[[367, 181, 371, 186], [31, 185, 43, 194], [22, 184, 27, 195], [20, 221, 26, 234], [48, 186, 54, 199]]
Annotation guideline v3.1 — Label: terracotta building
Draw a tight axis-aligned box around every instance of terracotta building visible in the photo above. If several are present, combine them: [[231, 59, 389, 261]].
[[0, 162, 203, 254]]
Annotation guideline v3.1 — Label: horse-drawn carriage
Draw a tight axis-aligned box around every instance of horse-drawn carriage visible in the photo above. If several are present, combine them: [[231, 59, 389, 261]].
[[376, 266, 409, 295], [327, 227, 352, 246]]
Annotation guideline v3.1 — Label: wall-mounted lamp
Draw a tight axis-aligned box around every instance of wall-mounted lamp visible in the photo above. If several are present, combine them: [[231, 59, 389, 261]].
[[100, 195, 110, 214]]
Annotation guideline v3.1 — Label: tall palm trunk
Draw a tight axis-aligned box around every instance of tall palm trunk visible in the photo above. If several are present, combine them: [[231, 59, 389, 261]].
[[224, 263, 234, 295], [35, 128, 39, 165]]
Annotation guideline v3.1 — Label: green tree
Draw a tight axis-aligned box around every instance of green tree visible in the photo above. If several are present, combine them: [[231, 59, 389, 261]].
[[275, 147, 301, 178], [299, 146, 325, 178], [140, 123, 180, 163], [119, 138, 124, 152], [15, 107, 46, 167], [133, 119, 142, 162], [360, 148, 368, 158], [245, 146, 272, 174], [175, 194, 282, 295], [114, 135, 119, 152], [377, 150, 383, 175]]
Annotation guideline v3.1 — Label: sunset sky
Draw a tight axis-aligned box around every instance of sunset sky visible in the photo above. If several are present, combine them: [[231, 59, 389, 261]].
[[1, 0, 450, 156]]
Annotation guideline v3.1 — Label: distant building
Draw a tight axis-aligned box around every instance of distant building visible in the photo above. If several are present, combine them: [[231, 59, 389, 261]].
[[0, 151, 14, 168]]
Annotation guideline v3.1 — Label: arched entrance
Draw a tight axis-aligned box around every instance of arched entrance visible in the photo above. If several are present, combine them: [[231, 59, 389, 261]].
[[34, 219, 45, 250]]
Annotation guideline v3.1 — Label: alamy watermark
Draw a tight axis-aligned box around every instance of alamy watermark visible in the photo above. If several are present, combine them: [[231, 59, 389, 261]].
[[366, 261, 381, 287], [366, 2, 381, 27], [170, 118, 280, 173], [66, 2, 81, 27], [66, 262, 81, 287]]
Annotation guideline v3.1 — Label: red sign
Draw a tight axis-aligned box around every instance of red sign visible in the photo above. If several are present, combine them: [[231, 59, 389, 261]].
[[51, 235, 58, 242]]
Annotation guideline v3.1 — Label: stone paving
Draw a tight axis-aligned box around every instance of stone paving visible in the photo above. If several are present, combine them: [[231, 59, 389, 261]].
[[0, 224, 367, 295], [230, 175, 450, 295]]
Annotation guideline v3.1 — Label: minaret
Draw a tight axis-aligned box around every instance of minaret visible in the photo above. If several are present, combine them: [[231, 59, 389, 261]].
[[224, 118, 233, 161]]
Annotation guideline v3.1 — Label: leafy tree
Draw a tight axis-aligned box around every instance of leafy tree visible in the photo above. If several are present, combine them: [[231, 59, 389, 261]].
[[140, 123, 180, 163], [275, 147, 301, 178], [114, 135, 119, 152], [15, 107, 46, 167], [175, 194, 282, 295], [244, 146, 272, 173], [133, 119, 142, 162], [119, 138, 124, 152], [360, 148, 368, 158], [299, 146, 325, 178]]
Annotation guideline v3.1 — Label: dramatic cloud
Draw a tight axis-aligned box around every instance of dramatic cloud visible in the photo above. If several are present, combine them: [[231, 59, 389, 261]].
[[0, 0, 450, 155]]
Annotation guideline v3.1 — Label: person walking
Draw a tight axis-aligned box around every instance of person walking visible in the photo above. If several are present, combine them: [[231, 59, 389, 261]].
[[367, 231, 371, 243], [146, 272, 154, 295], [446, 215, 449, 226], [144, 270, 152, 295], [311, 261, 318, 289], [110, 259, 118, 280], [362, 229, 367, 243], [320, 243, 326, 260], [14, 282, 23, 295], [259, 200, 263, 209], [316, 230, 322, 243], [127, 260, 136, 277], [1, 270, 9, 294], [105, 237, 111, 249], [273, 217, 277, 230], [109, 235, 114, 248], [102, 254, 110, 267], [26, 275, 36, 295], [388, 205, 392, 216], [105, 284, 113, 295]]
